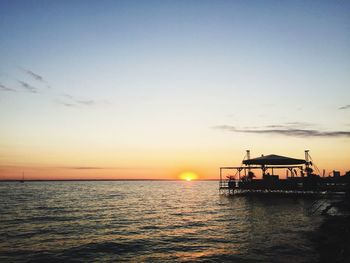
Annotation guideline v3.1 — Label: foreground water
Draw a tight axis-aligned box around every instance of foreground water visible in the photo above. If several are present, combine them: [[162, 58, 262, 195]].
[[0, 181, 323, 262]]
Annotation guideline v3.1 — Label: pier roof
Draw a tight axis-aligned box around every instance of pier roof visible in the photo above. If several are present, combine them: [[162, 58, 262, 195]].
[[243, 154, 306, 166]]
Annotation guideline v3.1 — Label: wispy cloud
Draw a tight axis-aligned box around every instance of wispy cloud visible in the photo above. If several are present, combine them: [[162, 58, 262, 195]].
[[0, 83, 16, 92], [24, 69, 43, 81], [285, 121, 314, 127], [57, 94, 98, 107], [339, 104, 350, 110], [62, 94, 74, 99], [55, 100, 77, 107], [242, 122, 314, 130], [212, 124, 350, 138], [5, 67, 104, 107], [19, 67, 51, 89], [58, 166, 139, 170], [77, 100, 96, 105], [67, 166, 105, 170], [17, 80, 39, 93]]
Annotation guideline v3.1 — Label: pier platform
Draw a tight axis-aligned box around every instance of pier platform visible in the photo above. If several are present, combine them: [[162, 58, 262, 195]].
[[219, 151, 350, 196]]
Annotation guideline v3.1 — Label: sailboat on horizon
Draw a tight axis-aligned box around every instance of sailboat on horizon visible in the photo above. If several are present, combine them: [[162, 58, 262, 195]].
[[20, 172, 24, 183]]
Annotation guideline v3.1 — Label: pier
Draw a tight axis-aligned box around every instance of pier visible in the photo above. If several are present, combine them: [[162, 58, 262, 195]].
[[219, 151, 350, 196]]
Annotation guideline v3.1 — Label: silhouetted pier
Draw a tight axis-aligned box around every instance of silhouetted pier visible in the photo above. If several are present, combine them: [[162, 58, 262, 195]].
[[219, 151, 350, 196]]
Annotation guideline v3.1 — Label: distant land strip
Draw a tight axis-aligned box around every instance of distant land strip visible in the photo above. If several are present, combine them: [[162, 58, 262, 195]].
[[0, 179, 219, 182]]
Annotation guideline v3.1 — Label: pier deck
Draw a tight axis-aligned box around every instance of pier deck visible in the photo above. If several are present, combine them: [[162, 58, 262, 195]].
[[219, 151, 350, 196]]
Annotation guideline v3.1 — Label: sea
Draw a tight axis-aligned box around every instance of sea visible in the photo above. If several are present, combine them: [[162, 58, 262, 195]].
[[0, 181, 325, 262]]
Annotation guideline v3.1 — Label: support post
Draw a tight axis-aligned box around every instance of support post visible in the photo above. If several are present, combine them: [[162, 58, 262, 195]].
[[305, 150, 310, 176], [305, 150, 310, 167], [220, 168, 222, 188], [246, 150, 251, 173]]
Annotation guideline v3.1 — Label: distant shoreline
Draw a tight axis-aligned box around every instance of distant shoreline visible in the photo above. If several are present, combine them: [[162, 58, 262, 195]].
[[0, 179, 219, 182]]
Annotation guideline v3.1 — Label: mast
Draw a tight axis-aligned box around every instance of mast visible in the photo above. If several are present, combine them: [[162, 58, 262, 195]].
[[305, 150, 311, 176], [305, 150, 309, 164], [246, 150, 251, 172]]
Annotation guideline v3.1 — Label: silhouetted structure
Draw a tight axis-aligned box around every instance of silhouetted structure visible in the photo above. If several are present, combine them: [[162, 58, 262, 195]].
[[220, 150, 349, 196]]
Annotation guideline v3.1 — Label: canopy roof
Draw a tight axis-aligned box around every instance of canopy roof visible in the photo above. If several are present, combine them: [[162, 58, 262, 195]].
[[243, 154, 306, 166]]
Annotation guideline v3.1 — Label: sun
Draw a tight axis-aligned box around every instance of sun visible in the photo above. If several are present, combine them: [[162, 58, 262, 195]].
[[179, 171, 198, 181]]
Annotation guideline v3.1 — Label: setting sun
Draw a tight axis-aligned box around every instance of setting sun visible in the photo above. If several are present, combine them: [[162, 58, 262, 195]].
[[179, 171, 198, 181]]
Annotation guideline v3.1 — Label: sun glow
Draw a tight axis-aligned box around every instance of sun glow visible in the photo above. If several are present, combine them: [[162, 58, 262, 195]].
[[179, 171, 198, 181]]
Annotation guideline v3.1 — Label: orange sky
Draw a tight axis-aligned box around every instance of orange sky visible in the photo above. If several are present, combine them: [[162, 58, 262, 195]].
[[1, 142, 349, 180]]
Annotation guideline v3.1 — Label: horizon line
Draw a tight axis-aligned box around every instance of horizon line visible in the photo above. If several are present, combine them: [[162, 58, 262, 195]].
[[0, 179, 219, 182]]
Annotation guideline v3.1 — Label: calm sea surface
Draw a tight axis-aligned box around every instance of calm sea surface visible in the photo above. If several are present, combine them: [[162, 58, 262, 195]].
[[0, 181, 324, 262]]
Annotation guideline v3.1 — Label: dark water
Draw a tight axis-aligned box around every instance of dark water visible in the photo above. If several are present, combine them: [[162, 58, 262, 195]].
[[0, 181, 323, 262]]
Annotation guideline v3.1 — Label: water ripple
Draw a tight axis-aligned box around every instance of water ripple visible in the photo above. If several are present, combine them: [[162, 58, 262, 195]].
[[0, 181, 323, 262]]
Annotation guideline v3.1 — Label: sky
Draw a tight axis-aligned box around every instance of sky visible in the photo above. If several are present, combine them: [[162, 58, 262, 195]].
[[1, 0, 350, 180]]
